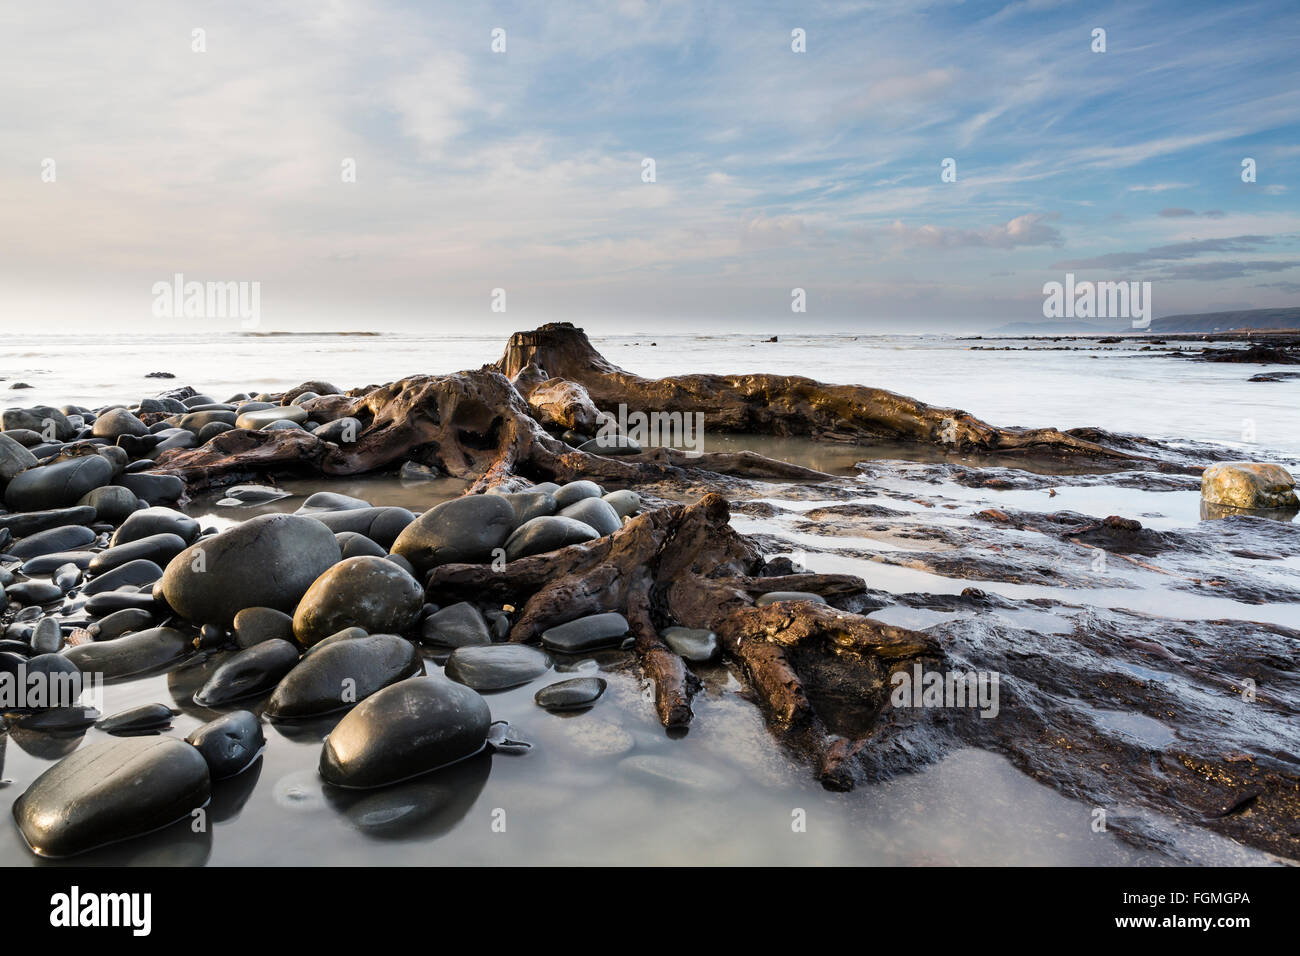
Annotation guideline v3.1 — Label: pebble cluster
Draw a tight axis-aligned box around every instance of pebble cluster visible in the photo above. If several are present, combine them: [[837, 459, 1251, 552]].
[[0, 389, 733, 858]]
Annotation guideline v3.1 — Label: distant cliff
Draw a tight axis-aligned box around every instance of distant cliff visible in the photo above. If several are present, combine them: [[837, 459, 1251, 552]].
[[1149, 307, 1300, 333]]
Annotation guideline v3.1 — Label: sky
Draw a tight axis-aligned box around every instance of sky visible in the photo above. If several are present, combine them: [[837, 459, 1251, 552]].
[[1, 0, 1297, 334]]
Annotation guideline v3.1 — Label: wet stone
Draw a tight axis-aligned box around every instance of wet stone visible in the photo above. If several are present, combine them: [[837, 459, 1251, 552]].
[[12, 736, 211, 858], [194, 639, 301, 707], [266, 633, 422, 719], [64, 626, 190, 680], [185, 710, 265, 779], [535, 676, 607, 712], [94, 703, 178, 735], [419, 602, 492, 649], [755, 591, 828, 607], [541, 612, 630, 654], [661, 626, 719, 662], [318, 677, 492, 789], [444, 644, 552, 692]]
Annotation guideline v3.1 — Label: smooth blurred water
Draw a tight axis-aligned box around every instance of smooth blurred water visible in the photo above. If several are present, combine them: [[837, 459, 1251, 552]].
[[2, 331, 1297, 458]]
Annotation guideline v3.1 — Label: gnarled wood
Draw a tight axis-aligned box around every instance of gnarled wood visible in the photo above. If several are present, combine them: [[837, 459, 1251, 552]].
[[496, 322, 1145, 459]]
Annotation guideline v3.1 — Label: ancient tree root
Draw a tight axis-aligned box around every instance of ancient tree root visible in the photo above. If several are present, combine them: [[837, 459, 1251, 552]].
[[495, 322, 1146, 460], [156, 367, 826, 492], [427, 494, 937, 786]]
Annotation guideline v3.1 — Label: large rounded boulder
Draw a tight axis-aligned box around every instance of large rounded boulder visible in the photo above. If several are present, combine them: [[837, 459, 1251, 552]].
[[161, 513, 341, 627], [390, 494, 517, 574], [292, 556, 424, 647]]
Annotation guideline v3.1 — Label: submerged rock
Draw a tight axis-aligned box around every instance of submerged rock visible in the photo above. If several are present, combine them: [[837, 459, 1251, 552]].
[[194, 639, 301, 707], [319, 677, 492, 789], [535, 677, 607, 711], [266, 634, 422, 719], [12, 736, 210, 857], [444, 644, 551, 691], [185, 710, 265, 779], [94, 703, 178, 735], [292, 556, 424, 647], [1201, 462, 1298, 511], [540, 612, 630, 653], [661, 626, 719, 662]]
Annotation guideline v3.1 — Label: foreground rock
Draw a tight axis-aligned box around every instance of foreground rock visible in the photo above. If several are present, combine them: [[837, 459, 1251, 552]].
[[161, 513, 340, 627], [1201, 461, 1298, 511], [318, 677, 491, 789], [12, 737, 210, 857]]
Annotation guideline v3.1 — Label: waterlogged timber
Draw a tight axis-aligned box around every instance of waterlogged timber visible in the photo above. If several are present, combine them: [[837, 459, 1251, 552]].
[[0, 324, 1295, 864]]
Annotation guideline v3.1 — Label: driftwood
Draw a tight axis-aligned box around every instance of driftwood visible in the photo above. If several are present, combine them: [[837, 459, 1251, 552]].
[[428, 492, 937, 789]]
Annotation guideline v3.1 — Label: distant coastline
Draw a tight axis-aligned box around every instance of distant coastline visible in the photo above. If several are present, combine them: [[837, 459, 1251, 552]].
[[989, 306, 1300, 336]]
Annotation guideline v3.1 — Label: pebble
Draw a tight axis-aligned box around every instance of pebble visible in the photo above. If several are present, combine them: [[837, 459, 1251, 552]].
[[310, 506, 415, 549], [161, 512, 340, 627], [443, 644, 552, 691], [552, 480, 603, 508], [559, 497, 622, 536], [232, 606, 294, 648], [64, 626, 191, 679], [81, 558, 164, 595], [661, 626, 719, 662], [112, 506, 199, 545], [603, 489, 642, 518], [94, 703, 178, 735], [755, 591, 828, 607], [419, 602, 492, 649], [541, 612, 630, 653], [9, 523, 96, 560], [185, 710, 265, 779], [87, 532, 186, 574], [535, 677, 607, 711]]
